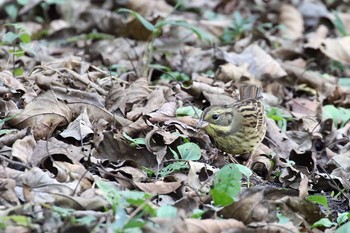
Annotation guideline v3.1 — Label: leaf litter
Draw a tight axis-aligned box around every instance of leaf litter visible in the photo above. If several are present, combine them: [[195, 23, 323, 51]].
[[1, 0, 350, 232]]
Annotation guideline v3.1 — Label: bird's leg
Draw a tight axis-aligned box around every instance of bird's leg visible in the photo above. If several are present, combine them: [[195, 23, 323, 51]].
[[228, 154, 239, 164], [243, 149, 256, 168]]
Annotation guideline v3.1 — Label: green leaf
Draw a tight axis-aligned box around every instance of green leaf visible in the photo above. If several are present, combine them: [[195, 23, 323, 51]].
[[52, 206, 74, 217], [157, 205, 177, 218], [2, 215, 31, 226], [337, 212, 350, 225], [0, 129, 16, 136], [13, 67, 24, 76], [118, 8, 155, 31], [333, 11, 348, 36], [312, 217, 336, 228], [176, 106, 203, 118], [191, 209, 206, 219], [335, 222, 350, 233], [4, 4, 18, 21], [177, 142, 201, 160], [160, 71, 190, 82], [276, 210, 290, 224], [4, 31, 18, 43], [158, 20, 215, 42], [149, 64, 171, 72], [96, 180, 121, 207], [210, 164, 242, 206], [210, 188, 234, 206], [323, 105, 350, 127], [159, 161, 188, 177], [169, 146, 179, 160], [123, 132, 145, 146], [233, 164, 252, 187], [339, 78, 350, 90], [19, 33, 31, 43], [306, 195, 329, 212]]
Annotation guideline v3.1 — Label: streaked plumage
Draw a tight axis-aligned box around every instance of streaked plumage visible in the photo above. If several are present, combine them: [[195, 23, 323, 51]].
[[199, 85, 266, 155]]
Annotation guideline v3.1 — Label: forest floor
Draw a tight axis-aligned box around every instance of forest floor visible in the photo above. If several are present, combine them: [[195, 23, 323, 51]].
[[1, 0, 350, 232]]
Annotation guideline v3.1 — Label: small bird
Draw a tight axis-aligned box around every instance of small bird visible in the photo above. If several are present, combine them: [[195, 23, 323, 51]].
[[198, 85, 266, 160]]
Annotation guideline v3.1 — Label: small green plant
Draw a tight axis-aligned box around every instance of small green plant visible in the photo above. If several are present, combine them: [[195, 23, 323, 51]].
[[123, 132, 146, 147], [0, 215, 32, 229], [307, 195, 329, 213], [1, 24, 32, 76], [332, 11, 348, 36], [0, 114, 19, 136], [96, 180, 155, 232], [210, 163, 248, 206], [221, 11, 254, 43], [160, 71, 190, 82], [266, 107, 292, 132], [306, 194, 350, 230], [176, 106, 203, 118], [323, 105, 350, 128], [159, 142, 201, 177]]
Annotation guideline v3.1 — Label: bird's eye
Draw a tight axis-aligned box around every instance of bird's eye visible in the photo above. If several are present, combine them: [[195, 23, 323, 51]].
[[212, 114, 219, 120]]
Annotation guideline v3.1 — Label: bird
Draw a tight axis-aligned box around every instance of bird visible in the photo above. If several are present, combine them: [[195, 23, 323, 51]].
[[198, 84, 266, 161]]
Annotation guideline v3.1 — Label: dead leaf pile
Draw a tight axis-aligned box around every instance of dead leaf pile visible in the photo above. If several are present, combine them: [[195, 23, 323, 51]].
[[1, 0, 350, 232]]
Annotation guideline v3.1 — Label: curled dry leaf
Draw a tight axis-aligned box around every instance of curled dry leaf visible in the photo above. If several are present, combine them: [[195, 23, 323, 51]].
[[219, 186, 323, 227], [105, 82, 127, 114], [0, 178, 20, 206], [281, 62, 337, 98], [320, 37, 350, 65], [134, 179, 182, 195], [52, 86, 114, 123], [215, 63, 254, 83], [11, 134, 36, 165], [279, 4, 304, 40], [60, 108, 94, 141], [266, 118, 299, 159], [145, 128, 178, 164], [7, 90, 72, 139], [304, 24, 329, 50], [95, 131, 158, 168], [0, 70, 26, 93], [219, 45, 287, 79], [187, 161, 216, 193], [146, 218, 245, 233], [182, 80, 226, 99], [32, 137, 87, 166]]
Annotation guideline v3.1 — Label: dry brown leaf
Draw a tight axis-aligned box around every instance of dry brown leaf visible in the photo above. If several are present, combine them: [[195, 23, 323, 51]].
[[0, 178, 20, 206], [266, 118, 299, 159], [279, 4, 304, 40], [11, 134, 36, 164], [219, 186, 323, 227], [134, 180, 182, 195], [286, 98, 319, 118], [126, 0, 173, 18], [215, 63, 254, 83], [0, 70, 26, 92], [8, 90, 72, 139], [32, 137, 87, 166], [95, 131, 158, 168], [281, 62, 337, 97], [60, 108, 94, 141], [220, 45, 287, 79], [304, 25, 329, 50], [187, 161, 216, 193], [106, 82, 127, 114], [320, 37, 350, 65]]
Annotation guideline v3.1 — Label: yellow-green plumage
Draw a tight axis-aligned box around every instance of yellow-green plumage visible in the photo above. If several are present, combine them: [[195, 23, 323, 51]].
[[199, 85, 266, 155]]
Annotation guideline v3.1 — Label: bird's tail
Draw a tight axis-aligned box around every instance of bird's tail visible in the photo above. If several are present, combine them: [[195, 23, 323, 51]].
[[239, 84, 262, 100]]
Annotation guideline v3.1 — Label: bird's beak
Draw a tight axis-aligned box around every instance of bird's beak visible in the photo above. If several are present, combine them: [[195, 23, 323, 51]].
[[196, 118, 208, 129]]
